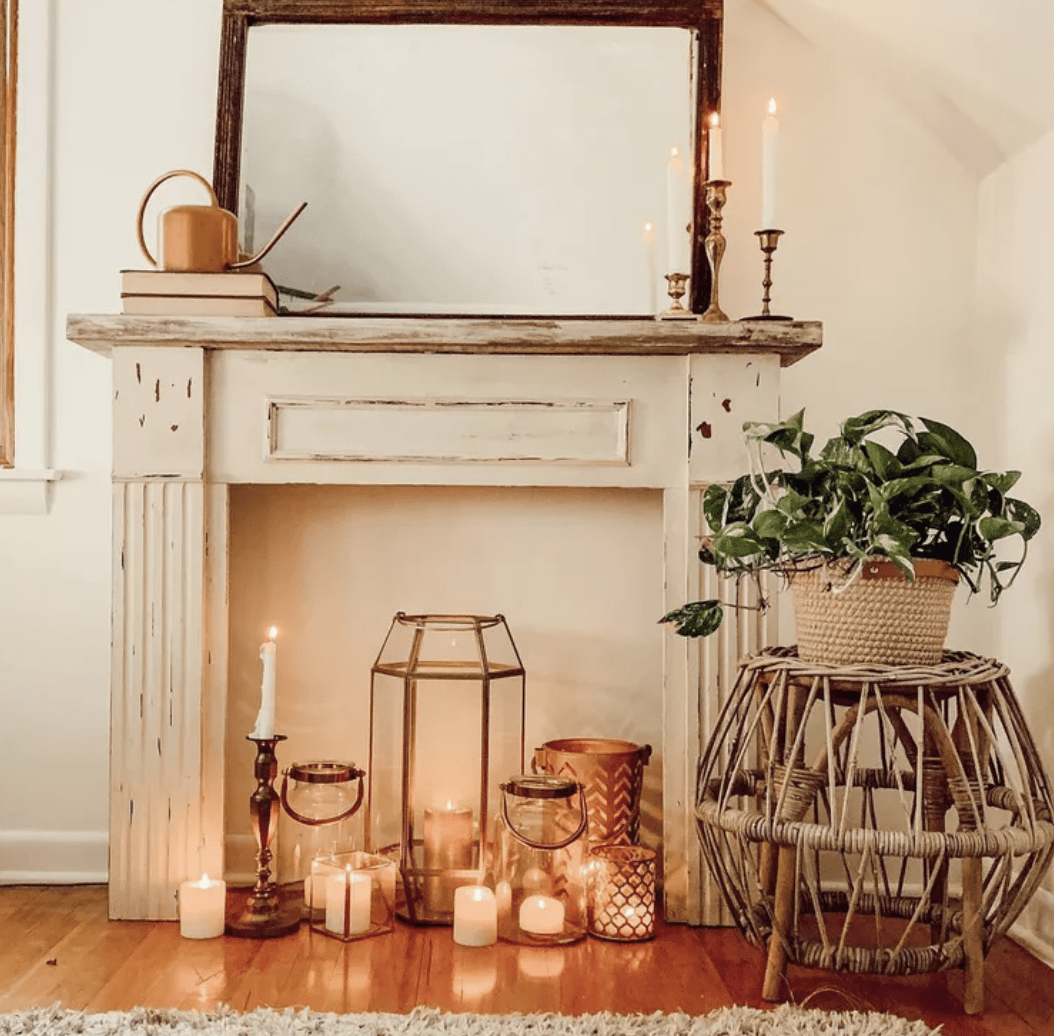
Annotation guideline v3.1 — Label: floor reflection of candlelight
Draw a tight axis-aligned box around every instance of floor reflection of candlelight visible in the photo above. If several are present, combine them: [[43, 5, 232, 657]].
[[453, 947, 498, 1000], [517, 946, 566, 979]]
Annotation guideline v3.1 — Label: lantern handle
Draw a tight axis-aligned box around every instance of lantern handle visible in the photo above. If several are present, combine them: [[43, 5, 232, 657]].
[[279, 767, 365, 827], [499, 781, 588, 851]]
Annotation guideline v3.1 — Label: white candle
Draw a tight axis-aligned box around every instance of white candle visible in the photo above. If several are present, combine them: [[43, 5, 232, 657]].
[[518, 893, 564, 936], [707, 113, 724, 181], [642, 221, 658, 314], [453, 885, 498, 946], [178, 873, 226, 939], [423, 802, 474, 914], [761, 97, 779, 229], [665, 145, 692, 274], [325, 866, 371, 936], [252, 626, 277, 738]]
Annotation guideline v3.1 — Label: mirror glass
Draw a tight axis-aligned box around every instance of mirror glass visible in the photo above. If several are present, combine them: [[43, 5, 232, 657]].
[[241, 24, 692, 315]]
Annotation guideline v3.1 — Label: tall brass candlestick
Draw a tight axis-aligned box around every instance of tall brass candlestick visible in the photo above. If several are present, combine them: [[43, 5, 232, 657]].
[[699, 180, 731, 324], [226, 734, 301, 938], [746, 229, 793, 321]]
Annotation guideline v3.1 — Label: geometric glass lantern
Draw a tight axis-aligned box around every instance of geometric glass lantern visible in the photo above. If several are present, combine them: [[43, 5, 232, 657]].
[[366, 612, 526, 925]]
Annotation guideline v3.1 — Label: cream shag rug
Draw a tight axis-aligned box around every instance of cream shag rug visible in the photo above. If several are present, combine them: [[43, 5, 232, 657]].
[[0, 1005, 939, 1036]]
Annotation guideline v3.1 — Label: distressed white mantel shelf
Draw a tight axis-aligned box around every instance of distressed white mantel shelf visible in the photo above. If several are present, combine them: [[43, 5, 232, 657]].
[[67, 312, 820, 923], [67, 314, 821, 364]]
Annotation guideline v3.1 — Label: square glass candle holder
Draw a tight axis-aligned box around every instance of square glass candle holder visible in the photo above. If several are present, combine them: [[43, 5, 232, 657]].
[[308, 851, 396, 942], [587, 844, 657, 942]]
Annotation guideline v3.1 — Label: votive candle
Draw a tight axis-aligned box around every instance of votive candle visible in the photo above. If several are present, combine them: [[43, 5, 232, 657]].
[[178, 873, 226, 939], [453, 885, 498, 946]]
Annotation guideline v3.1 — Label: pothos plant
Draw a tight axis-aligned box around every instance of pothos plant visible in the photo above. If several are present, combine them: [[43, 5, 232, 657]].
[[660, 409, 1041, 638]]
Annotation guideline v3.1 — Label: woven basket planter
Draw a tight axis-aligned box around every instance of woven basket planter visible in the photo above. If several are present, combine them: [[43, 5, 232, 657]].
[[789, 558, 959, 666]]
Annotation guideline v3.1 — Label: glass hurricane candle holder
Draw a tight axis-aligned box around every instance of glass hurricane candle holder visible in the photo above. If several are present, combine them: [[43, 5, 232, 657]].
[[493, 774, 589, 945], [587, 844, 657, 942], [308, 850, 396, 942]]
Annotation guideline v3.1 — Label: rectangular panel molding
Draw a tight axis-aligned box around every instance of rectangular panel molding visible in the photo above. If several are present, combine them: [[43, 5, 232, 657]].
[[265, 396, 631, 465]]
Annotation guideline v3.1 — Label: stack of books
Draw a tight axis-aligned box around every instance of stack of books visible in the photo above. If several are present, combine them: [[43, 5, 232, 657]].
[[120, 270, 280, 317]]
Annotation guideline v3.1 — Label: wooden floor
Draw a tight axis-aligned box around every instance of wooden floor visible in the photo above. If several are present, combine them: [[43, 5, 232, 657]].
[[1, 885, 1052, 1035]]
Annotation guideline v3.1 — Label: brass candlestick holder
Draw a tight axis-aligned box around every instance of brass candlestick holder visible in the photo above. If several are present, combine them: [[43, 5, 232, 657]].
[[699, 180, 731, 324], [226, 734, 302, 938], [657, 272, 695, 320], [746, 229, 793, 321]]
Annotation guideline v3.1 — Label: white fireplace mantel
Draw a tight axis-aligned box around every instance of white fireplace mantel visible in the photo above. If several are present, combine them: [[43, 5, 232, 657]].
[[67, 313, 820, 922]]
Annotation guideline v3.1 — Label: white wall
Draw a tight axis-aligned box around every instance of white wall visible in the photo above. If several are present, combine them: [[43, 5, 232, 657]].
[[978, 127, 1054, 967], [0, 0, 1048, 968]]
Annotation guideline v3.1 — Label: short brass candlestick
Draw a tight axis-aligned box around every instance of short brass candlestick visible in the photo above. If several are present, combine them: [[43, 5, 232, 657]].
[[657, 272, 695, 320], [226, 734, 301, 938], [746, 229, 793, 321], [699, 180, 731, 324]]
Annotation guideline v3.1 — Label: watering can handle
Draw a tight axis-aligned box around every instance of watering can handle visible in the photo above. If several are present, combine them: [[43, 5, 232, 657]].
[[279, 767, 365, 827], [136, 169, 218, 269], [499, 782, 589, 851]]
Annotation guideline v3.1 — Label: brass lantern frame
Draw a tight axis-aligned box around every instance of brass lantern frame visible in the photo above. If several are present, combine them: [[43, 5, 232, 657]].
[[367, 612, 526, 925]]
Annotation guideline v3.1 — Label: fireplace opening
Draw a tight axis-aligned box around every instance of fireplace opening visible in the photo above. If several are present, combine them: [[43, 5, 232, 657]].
[[225, 483, 665, 882]]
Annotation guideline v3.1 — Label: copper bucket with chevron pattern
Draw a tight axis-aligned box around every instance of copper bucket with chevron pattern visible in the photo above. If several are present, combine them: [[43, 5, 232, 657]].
[[532, 738, 652, 846]]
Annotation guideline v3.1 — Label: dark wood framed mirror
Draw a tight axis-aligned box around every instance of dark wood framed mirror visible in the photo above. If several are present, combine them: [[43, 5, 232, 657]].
[[214, 1, 722, 315]]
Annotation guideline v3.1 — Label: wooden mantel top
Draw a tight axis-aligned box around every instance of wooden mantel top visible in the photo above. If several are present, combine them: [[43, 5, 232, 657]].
[[67, 314, 822, 367]]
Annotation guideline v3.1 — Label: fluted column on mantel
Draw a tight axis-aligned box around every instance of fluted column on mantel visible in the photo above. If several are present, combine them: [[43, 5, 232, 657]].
[[109, 346, 219, 920]]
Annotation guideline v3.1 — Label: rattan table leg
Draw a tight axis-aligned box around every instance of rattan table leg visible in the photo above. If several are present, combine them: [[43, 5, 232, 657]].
[[762, 843, 796, 1000], [962, 856, 985, 1014]]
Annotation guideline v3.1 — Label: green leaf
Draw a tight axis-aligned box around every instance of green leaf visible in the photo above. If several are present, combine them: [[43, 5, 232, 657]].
[[823, 499, 851, 546], [984, 471, 1022, 494], [775, 489, 811, 518], [714, 523, 764, 559], [752, 509, 789, 540], [1006, 498, 1042, 539], [659, 601, 724, 638], [863, 441, 902, 480], [703, 483, 729, 532], [928, 464, 979, 486], [918, 418, 978, 468], [841, 410, 915, 446], [779, 519, 828, 552], [978, 517, 1024, 541]]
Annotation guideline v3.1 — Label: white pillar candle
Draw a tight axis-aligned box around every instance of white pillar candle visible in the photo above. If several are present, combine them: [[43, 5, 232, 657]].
[[423, 803, 474, 914], [642, 221, 658, 315], [251, 626, 277, 738], [665, 145, 692, 274], [453, 885, 498, 946], [761, 98, 779, 229], [518, 893, 565, 936], [178, 874, 226, 939], [325, 866, 371, 936], [707, 113, 724, 181]]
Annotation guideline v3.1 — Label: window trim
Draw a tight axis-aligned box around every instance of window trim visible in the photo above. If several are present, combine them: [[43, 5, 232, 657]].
[[0, 0, 17, 469]]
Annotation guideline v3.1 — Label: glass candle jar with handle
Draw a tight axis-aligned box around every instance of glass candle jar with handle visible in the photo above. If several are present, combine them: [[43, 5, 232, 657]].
[[492, 774, 589, 945], [278, 760, 365, 907]]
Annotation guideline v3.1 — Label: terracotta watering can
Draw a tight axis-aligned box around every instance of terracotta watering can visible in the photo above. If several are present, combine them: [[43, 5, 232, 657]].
[[136, 168, 306, 273]]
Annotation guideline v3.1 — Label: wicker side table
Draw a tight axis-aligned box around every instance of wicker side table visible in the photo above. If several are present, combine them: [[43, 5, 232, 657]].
[[695, 648, 1054, 1015]]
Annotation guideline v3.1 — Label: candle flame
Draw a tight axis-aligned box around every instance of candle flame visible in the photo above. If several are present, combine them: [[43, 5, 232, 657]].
[[669, 145, 679, 158], [709, 112, 720, 129], [268, 625, 277, 641], [200, 873, 210, 884], [768, 97, 777, 115], [644, 221, 653, 232]]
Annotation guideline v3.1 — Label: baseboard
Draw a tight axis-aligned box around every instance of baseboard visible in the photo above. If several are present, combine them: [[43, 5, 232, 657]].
[[0, 829, 108, 884], [1010, 886, 1054, 971]]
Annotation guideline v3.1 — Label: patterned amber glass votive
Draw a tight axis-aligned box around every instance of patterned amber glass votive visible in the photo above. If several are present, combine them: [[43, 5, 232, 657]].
[[587, 844, 656, 942]]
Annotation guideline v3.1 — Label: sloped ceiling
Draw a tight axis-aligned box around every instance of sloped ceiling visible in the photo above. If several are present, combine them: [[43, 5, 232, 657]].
[[759, 0, 1054, 174]]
